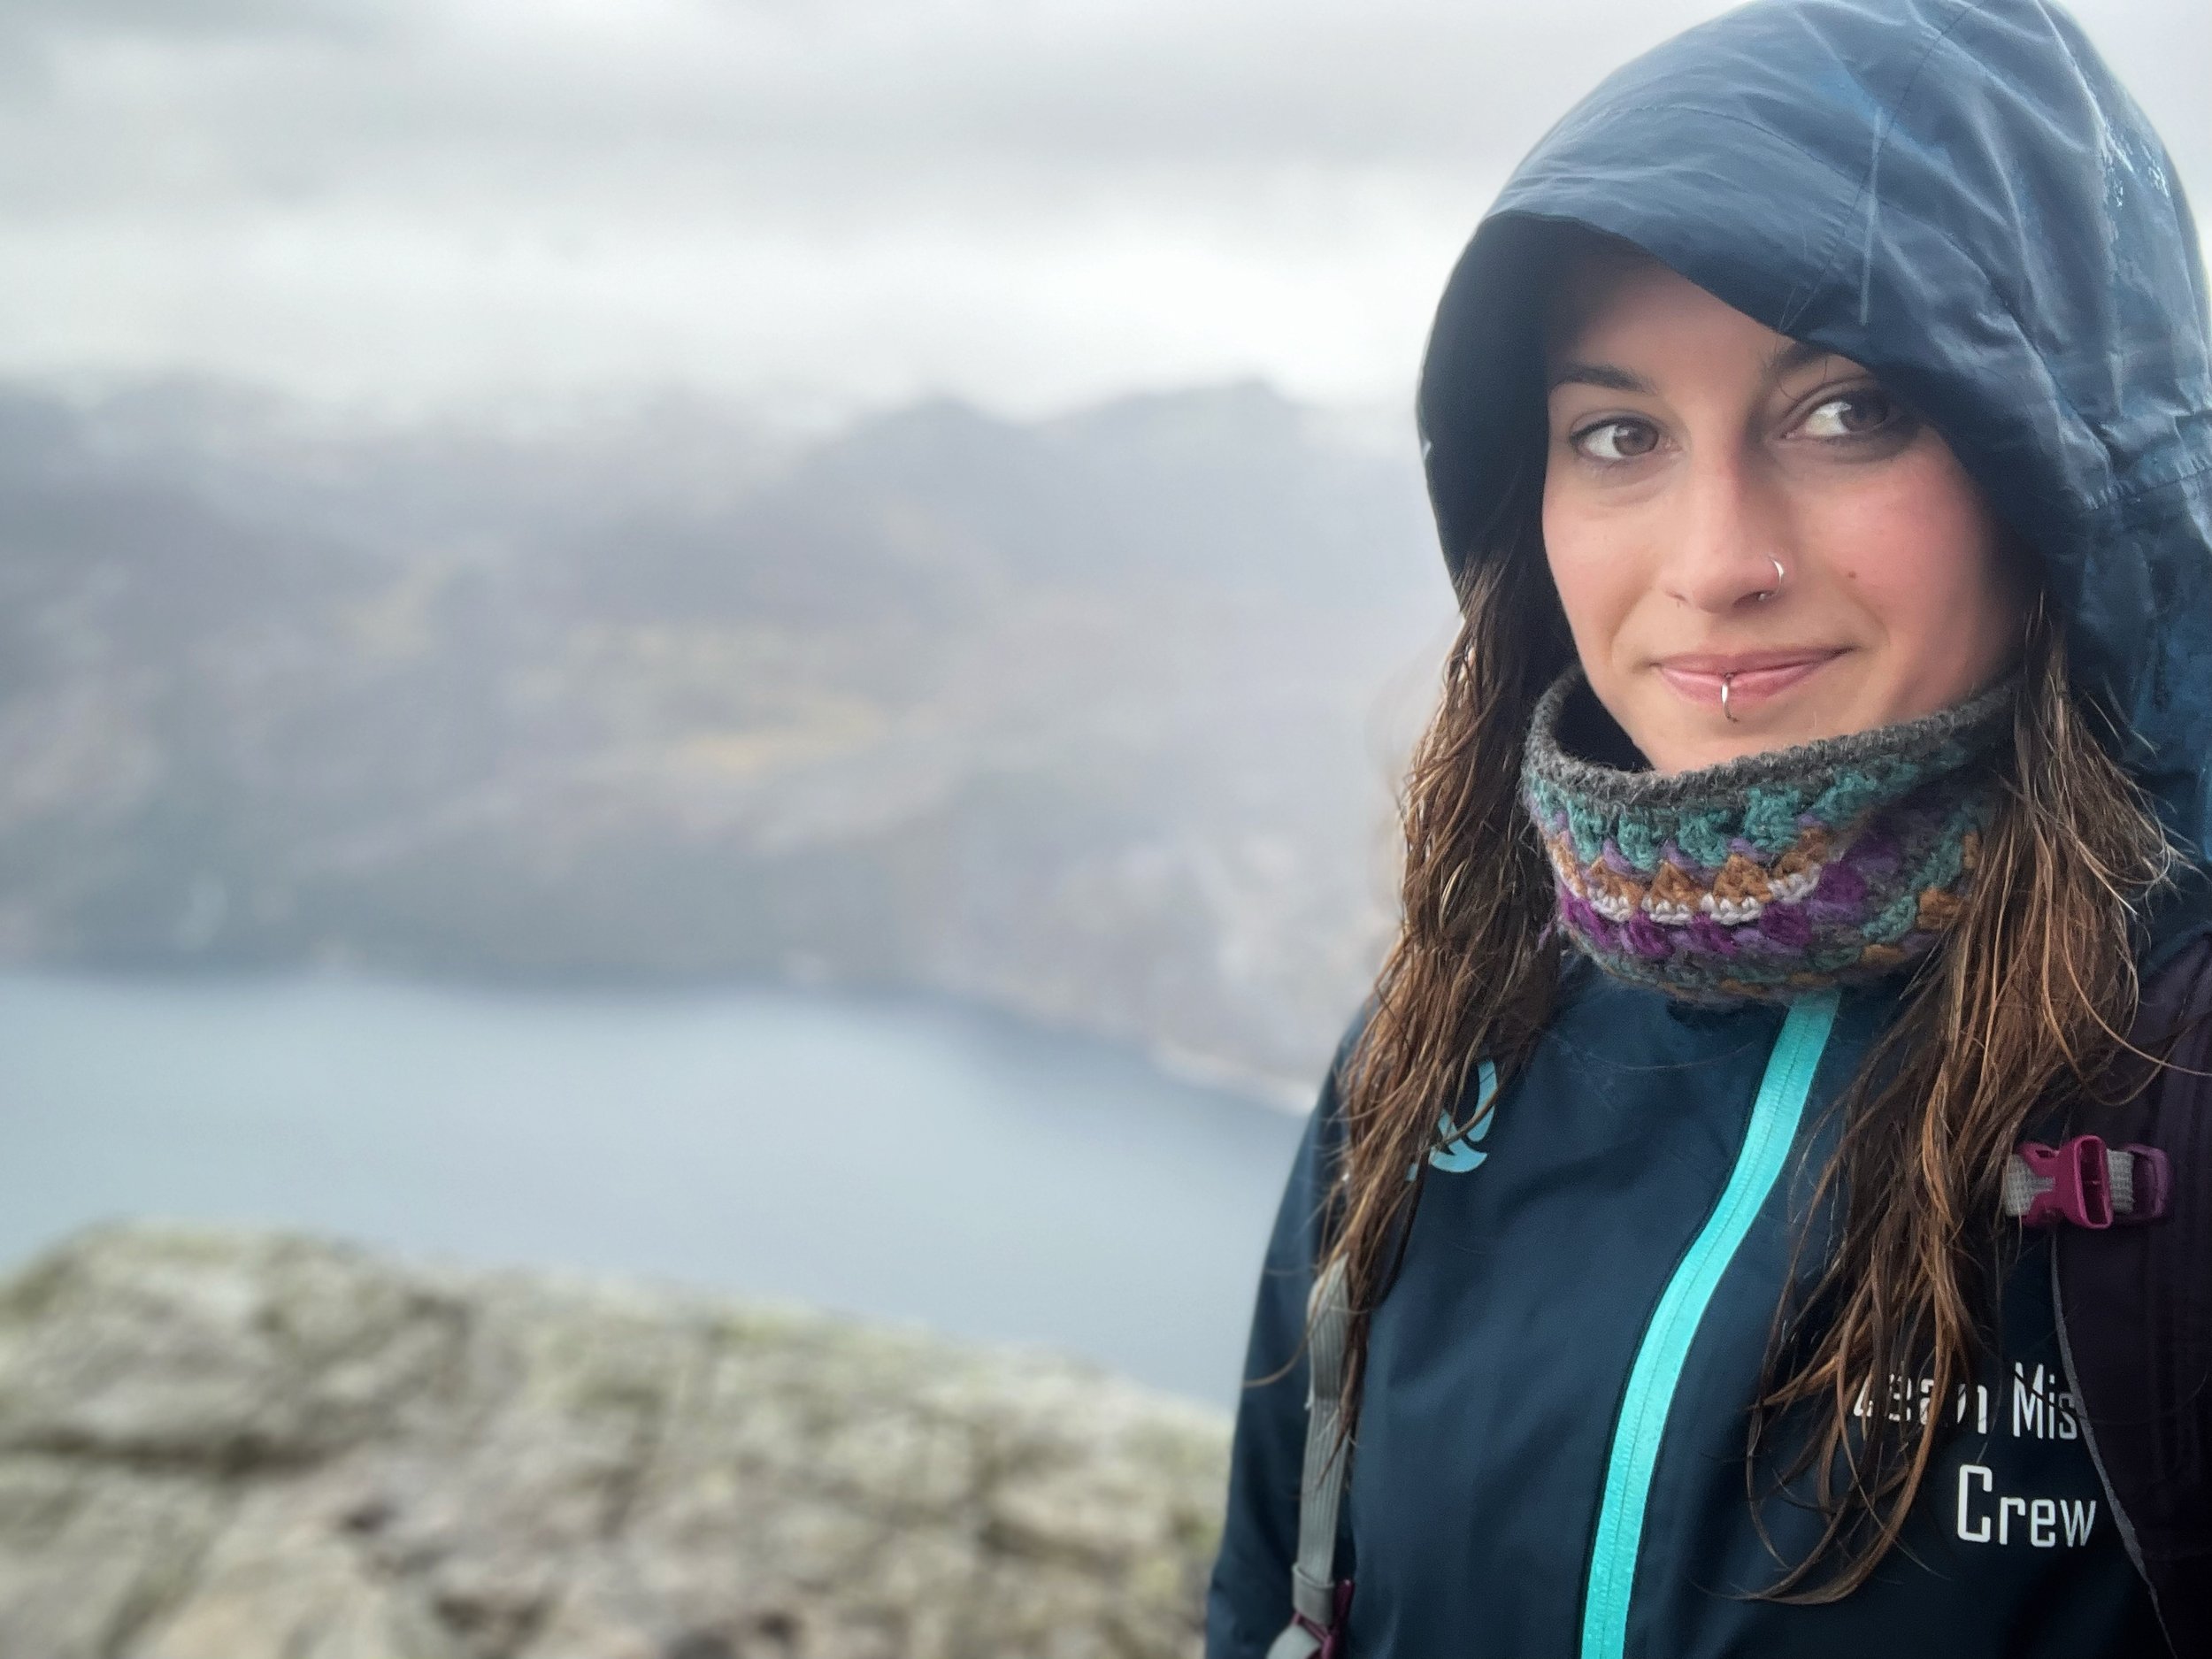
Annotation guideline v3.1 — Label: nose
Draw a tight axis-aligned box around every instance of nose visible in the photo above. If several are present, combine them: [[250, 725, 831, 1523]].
[[1657, 450, 1791, 614]]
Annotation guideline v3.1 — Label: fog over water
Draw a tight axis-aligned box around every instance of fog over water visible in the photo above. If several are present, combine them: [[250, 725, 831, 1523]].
[[0, 972, 1308, 1405]]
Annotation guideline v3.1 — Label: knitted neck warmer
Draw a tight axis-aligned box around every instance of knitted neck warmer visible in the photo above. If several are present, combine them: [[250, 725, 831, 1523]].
[[1521, 672, 2014, 1002]]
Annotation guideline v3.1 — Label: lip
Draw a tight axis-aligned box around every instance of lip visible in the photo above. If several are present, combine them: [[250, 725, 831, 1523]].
[[1653, 648, 1846, 711]]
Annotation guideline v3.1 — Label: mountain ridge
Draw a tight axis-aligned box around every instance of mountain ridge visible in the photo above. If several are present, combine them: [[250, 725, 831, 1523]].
[[0, 373, 1451, 1093]]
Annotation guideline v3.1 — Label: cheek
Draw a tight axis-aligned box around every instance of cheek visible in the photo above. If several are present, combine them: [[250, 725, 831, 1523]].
[[1541, 489, 1643, 657], [1816, 458, 2008, 635]]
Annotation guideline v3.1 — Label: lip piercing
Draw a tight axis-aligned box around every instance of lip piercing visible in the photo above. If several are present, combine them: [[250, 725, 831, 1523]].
[[1754, 556, 1786, 603], [1721, 673, 1739, 722]]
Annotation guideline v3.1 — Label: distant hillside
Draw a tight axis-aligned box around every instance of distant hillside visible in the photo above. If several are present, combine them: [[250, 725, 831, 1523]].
[[0, 378, 1452, 1095]]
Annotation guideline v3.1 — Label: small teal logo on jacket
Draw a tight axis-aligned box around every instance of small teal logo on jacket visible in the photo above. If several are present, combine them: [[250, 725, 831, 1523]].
[[1428, 1059, 1501, 1172]]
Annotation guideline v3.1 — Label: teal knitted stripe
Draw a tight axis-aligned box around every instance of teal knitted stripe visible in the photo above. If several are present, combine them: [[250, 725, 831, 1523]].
[[1578, 991, 1840, 1659]]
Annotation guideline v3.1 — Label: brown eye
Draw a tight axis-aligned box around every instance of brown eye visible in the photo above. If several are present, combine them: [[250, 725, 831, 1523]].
[[1575, 419, 1659, 462], [1801, 388, 1897, 439]]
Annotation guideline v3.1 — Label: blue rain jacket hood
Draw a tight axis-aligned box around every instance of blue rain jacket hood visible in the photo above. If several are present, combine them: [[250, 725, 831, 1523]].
[[1417, 0, 2212, 875]]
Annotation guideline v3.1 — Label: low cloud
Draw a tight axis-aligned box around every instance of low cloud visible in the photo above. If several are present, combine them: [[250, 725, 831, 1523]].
[[0, 0, 2201, 417]]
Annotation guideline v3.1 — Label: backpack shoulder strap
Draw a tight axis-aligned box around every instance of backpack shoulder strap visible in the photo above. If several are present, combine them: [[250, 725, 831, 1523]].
[[1267, 1255, 1354, 1659], [2054, 927, 2212, 1657]]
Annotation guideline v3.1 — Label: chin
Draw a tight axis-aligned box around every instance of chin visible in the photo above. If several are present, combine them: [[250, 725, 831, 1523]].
[[1640, 726, 1793, 776], [1629, 693, 1884, 775]]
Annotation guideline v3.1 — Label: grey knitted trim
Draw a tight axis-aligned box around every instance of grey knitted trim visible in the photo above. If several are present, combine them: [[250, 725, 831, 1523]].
[[1524, 669, 2016, 808], [1520, 665, 2016, 1002]]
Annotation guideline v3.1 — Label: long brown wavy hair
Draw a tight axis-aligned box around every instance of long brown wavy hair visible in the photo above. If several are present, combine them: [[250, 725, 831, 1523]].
[[1321, 324, 2176, 1596]]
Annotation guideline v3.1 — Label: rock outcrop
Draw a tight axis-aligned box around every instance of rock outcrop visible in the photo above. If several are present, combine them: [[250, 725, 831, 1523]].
[[0, 1225, 1232, 1659]]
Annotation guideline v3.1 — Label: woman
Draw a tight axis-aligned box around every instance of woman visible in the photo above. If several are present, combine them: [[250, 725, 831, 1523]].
[[1208, 1, 2212, 1655]]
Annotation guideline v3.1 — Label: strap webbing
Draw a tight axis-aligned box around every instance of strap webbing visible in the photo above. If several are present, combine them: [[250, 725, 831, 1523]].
[[1265, 1254, 1353, 1659], [2001, 1145, 2139, 1217]]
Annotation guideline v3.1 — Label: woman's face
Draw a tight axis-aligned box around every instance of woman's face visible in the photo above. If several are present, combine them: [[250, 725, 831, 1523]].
[[1540, 250, 2022, 774]]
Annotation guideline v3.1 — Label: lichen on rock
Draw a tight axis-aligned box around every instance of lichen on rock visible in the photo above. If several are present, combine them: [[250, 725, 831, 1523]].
[[0, 1225, 1231, 1659]]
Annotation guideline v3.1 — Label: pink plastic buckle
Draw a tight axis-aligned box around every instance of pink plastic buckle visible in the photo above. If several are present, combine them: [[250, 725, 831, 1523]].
[[2018, 1136, 2113, 1230], [2116, 1143, 2172, 1225], [1294, 1581, 1355, 1659]]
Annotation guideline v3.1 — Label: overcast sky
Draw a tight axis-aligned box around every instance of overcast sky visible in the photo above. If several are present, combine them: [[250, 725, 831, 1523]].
[[1, 0, 2204, 424]]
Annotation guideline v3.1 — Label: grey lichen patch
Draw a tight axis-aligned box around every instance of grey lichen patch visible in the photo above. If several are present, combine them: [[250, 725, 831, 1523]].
[[0, 1225, 1231, 1659], [0, 1226, 472, 1473]]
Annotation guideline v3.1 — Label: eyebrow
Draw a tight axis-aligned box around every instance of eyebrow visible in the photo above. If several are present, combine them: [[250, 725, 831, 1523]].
[[1548, 338, 1847, 397], [1548, 362, 1655, 396], [1763, 338, 1839, 380]]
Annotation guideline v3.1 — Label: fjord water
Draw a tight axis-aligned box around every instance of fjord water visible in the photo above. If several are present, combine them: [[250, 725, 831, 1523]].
[[0, 973, 1310, 1405]]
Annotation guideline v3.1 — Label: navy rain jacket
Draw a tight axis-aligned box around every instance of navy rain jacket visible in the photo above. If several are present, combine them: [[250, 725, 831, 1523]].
[[1209, 1, 2212, 1655]]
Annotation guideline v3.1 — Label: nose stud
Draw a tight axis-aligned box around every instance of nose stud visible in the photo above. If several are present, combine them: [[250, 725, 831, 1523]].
[[1721, 673, 1739, 722], [1754, 556, 1786, 603]]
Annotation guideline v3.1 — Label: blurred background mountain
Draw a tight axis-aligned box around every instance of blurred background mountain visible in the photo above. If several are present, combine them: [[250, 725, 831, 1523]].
[[0, 374, 1443, 1094], [2, 0, 2199, 1095]]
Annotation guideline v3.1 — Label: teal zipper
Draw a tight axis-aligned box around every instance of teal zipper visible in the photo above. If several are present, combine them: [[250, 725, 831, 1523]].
[[1578, 989, 1840, 1659]]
